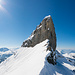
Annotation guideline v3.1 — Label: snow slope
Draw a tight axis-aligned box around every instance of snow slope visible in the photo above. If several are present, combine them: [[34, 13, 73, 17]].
[[0, 40, 75, 75]]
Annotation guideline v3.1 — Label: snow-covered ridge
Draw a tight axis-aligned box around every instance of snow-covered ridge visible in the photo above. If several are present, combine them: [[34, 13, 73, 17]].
[[0, 40, 75, 75]]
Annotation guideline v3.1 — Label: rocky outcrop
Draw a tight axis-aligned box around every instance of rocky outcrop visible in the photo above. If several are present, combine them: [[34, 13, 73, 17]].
[[21, 15, 56, 51], [21, 15, 56, 64]]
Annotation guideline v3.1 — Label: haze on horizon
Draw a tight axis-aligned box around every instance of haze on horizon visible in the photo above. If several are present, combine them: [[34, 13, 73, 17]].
[[0, 0, 75, 50]]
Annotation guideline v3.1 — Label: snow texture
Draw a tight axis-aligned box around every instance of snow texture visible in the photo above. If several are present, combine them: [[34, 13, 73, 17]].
[[0, 40, 75, 75], [44, 15, 51, 19]]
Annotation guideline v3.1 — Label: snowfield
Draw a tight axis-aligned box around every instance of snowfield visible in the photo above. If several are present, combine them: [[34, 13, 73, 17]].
[[0, 40, 75, 75]]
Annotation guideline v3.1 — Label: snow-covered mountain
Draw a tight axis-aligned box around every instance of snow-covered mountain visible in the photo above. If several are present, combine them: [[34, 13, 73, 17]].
[[0, 48, 18, 63], [0, 40, 75, 75], [0, 48, 13, 63], [60, 49, 75, 54], [0, 48, 9, 52], [59, 49, 75, 67], [0, 15, 75, 75]]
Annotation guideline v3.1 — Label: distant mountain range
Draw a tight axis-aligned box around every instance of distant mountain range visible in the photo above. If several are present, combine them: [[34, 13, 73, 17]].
[[0, 40, 75, 75], [59, 49, 75, 67], [0, 48, 13, 63], [0, 48, 9, 52], [60, 49, 75, 54]]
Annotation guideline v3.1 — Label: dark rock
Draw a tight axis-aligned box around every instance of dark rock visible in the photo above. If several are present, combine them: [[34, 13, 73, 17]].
[[73, 70, 75, 73], [47, 56, 56, 65]]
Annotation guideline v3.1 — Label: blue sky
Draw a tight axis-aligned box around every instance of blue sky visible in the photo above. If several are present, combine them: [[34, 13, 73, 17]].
[[0, 0, 75, 49]]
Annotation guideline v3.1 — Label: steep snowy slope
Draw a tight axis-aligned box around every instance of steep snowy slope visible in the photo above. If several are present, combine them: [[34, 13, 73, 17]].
[[0, 40, 75, 75]]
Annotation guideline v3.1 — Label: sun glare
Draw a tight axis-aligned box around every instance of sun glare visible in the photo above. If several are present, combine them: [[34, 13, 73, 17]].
[[0, 5, 2, 9], [0, 5, 1, 7], [0, 0, 8, 13]]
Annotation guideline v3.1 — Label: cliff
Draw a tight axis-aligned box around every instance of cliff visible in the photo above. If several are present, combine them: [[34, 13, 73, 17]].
[[21, 15, 56, 51]]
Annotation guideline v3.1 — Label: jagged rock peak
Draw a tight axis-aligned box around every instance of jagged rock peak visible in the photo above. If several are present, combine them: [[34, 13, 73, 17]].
[[21, 15, 56, 51]]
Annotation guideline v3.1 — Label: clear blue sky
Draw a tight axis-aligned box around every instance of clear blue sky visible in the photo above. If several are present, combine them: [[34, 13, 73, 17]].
[[0, 0, 75, 49]]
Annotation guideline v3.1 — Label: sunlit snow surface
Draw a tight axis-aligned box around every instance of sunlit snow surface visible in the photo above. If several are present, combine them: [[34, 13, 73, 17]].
[[44, 15, 51, 19], [0, 39, 75, 75]]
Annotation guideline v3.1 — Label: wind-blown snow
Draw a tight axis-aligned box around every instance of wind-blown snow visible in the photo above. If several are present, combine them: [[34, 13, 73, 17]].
[[0, 40, 75, 75]]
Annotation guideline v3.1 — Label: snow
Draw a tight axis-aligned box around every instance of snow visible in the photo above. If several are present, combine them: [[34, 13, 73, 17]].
[[70, 53, 75, 57], [48, 28, 50, 30], [0, 48, 9, 52], [60, 49, 75, 54], [37, 25, 42, 29], [63, 53, 74, 59], [24, 42, 28, 46], [0, 48, 14, 63], [44, 15, 51, 22], [0, 40, 75, 75], [0, 50, 12, 55], [63, 62, 75, 70], [27, 34, 34, 40], [44, 15, 51, 19]]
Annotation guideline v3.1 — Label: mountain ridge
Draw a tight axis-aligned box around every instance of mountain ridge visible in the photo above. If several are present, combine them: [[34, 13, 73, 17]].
[[22, 15, 56, 64], [0, 40, 74, 75]]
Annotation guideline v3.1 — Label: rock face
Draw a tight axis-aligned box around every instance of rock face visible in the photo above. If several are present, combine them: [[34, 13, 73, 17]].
[[21, 15, 56, 51], [21, 15, 56, 64]]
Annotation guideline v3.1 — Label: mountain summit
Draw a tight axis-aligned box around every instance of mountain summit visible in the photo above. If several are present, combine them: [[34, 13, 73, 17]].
[[21, 15, 56, 64]]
